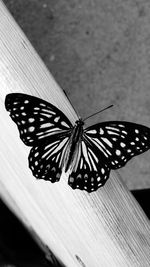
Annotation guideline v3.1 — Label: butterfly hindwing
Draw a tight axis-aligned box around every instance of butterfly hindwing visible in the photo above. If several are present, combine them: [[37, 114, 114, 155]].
[[68, 139, 110, 192], [29, 134, 70, 182], [5, 93, 73, 146], [84, 121, 150, 170]]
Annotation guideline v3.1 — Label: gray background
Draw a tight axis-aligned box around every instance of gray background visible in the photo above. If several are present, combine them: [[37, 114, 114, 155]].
[[3, 0, 150, 190]]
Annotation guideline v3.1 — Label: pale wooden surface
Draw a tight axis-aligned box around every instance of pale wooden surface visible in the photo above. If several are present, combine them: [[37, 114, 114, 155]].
[[4, 0, 150, 190], [0, 1, 150, 266]]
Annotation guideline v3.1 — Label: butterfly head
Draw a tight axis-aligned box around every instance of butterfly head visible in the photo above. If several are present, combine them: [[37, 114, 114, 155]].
[[75, 118, 84, 126]]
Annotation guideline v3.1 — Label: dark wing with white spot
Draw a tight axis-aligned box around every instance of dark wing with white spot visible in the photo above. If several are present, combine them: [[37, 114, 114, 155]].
[[68, 140, 110, 192], [5, 93, 73, 146], [84, 121, 150, 169], [29, 134, 70, 182]]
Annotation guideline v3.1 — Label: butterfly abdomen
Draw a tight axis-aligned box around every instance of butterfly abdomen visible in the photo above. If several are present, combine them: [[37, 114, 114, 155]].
[[64, 120, 84, 172]]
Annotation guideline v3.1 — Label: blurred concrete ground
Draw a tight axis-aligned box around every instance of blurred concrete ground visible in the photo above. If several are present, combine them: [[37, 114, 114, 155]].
[[3, 0, 150, 190]]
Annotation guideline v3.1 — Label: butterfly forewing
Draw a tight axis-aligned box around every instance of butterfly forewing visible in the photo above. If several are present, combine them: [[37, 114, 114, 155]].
[[84, 121, 150, 169], [5, 93, 73, 146], [68, 139, 110, 192]]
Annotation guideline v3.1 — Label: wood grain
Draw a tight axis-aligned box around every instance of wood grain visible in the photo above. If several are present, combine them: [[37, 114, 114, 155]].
[[0, 1, 150, 266]]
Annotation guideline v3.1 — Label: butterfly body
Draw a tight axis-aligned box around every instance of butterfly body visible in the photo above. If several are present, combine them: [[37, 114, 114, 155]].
[[64, 119, 84, 172], [5, 93, 150, 192]]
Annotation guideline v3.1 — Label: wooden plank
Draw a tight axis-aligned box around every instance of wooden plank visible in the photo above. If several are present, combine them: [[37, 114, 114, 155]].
[[0, 1, 150, 266]]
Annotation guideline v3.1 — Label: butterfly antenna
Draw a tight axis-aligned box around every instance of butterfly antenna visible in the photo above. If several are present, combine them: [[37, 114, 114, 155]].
[[63, 90, 79, 118], [83, 104, 114, 121]]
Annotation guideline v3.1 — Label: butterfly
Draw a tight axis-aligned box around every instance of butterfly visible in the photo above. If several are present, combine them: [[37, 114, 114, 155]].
[[5, 93, 150, 192]]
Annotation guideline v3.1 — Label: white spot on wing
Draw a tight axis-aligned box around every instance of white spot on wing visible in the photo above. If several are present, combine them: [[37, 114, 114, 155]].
[[87, 129, 97, 134], [54, 117, 60, 122], [99, 128, 104, 135], [130, 142, 135, 145], [80, 158, 84, 168], [122, 130, 127, 134], [120, 142, 126, 147], [40, 118, 44, 121], [40, 123, 53, 129], [101, 168, 105, 174], [28, 126, 35, 132], [42, 108, 56, 115], [106, 126, 120, 132], [61, 121, 70, 128], [107, 130, 119, 136], [28, 118, 35, 123], [39, 103, 46, 107], [116, 149, 121, 156], [84, 174, 88, 179]]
